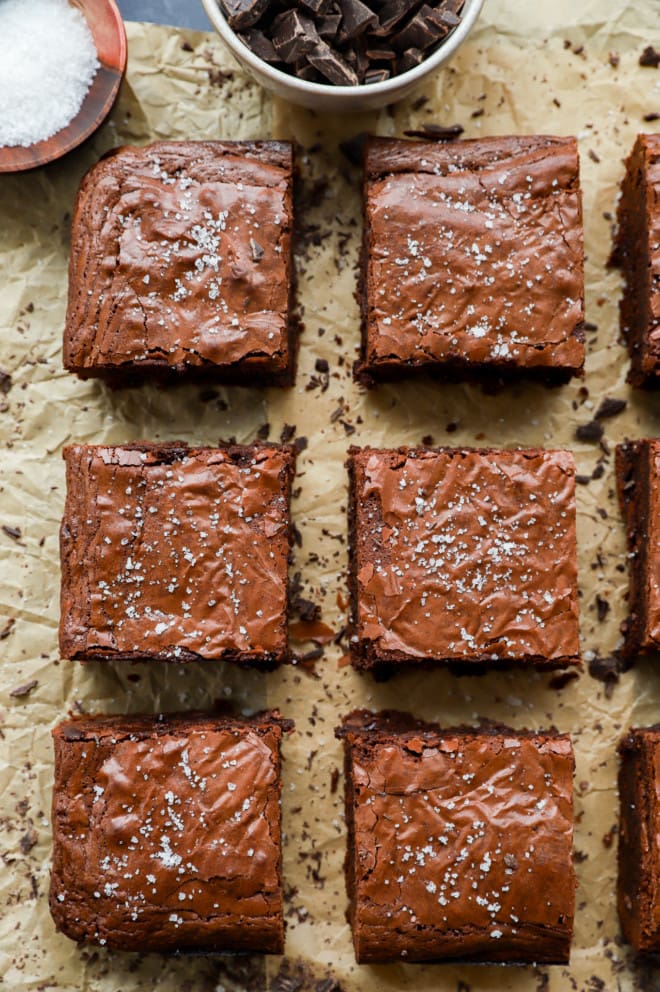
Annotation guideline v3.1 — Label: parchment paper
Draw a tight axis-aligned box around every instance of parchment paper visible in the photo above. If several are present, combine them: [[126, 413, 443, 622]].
[[1, 3, 660, 989]]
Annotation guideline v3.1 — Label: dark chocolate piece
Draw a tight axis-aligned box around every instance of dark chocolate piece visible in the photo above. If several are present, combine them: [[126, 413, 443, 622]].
[[357, 135, 585, 385], [337, 711, 576, 964], [338, 0, 377, 41], [391, 5, 448, 52], [615, 439, 660, 658], [272, 9, 320, 61], [318, 12, 342, 37], [608, 134, 660, 388], [59, 442, 295, 667], [239, 27, 280, 60], [50, 711, 290, 953], [307, 40, 359, 83], [348, 445, 581, 675], [618, 725, 660, 952], [64, 141, 297, 387], [364, 67, 390, 82], [221, 0, 270, 29]]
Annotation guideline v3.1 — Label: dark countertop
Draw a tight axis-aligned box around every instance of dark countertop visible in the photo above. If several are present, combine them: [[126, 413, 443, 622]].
[[116, 0, 212, 29]]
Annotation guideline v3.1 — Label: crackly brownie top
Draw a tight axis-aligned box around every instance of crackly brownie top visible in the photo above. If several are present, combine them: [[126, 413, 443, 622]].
[[51, 714, 284, 943], [61, 443, 292, 660], [364, 135, 584, 371], [351, 446, 579, 664], [344, 717, 575, 950], [64, 141, 293, 370]]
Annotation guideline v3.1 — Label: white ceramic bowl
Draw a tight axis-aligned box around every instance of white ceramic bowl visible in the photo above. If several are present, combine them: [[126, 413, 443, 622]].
[[201, 0, 484, 112]]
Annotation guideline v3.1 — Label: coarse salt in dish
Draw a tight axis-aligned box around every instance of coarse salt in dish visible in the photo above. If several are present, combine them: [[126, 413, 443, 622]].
[[0, 0, 99, 149]]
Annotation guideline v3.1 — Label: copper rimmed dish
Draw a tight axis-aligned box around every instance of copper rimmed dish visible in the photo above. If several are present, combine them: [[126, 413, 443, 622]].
[[0, 0, 127, 174]]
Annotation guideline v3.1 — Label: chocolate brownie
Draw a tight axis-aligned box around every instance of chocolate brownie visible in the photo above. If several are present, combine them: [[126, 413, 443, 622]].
[[348, 445, 581, 675], [615, 438, 660, 657], [63, 141, 297, 385], [357, 135, 585, 385], [618, 725, 660, 952], [50, 711, 291, 952], [609, 134, 660, 388], [337, 710, 576, 964], [59, 442, 294, 666]]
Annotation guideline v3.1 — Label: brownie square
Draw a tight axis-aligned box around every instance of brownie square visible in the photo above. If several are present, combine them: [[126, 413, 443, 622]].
[[357, 135, 585, 385], [618, 726, 660, 953], [609, 134, 660, 388], [59, 442, 294, 666], [615, 438, 660, 657], [64, 141, 297, 385], [50, 711, 290, 953], [337, 711, 576, 964], [348, 446, 580, 674]]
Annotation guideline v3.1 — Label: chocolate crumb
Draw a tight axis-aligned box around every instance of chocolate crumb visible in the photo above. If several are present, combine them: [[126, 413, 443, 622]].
[[575, 421, 604, 443], [2, 525, 21, 541], [20, 828, 38, 853], [0, 369, 12, 395], [595, 396, 626, 420], [595, 595, 610, 622], [639, 45, 660, 68], [10, 679, 38, 699], [548, 671, 580, 691]]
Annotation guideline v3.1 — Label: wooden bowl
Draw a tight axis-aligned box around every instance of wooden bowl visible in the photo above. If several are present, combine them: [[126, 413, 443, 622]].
[[0, 0, 127, 173]]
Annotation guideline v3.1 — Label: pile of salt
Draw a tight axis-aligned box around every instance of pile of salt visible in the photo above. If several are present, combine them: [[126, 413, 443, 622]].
[[0, 0, 99, 148]]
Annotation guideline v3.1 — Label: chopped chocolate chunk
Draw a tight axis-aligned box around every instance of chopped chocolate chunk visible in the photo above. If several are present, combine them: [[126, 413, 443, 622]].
[[221, 0, 270, 30], [364, 67, 390, 82], [273, 9, 321, 61], [374, 0, 418, 35], [318, 12, 341, 37], [595, 396, 627, 420], [575, 421, 604, 443], [238, 28, 280, 61], [299, 0, 332, 14], [308, 40, 359, 83], [391, 5, 448, 53], [639, 45, 660, 68], [338, 0, 377, 41], [399, 46, 424, 70]]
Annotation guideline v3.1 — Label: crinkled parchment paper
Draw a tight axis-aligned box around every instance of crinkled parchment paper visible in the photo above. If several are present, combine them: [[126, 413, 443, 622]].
[[1, 3, 660, 989]]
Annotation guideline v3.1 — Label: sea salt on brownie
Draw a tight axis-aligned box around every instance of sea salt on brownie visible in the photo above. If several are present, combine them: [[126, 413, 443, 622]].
[[337, 711, 576, 964], [348, 445, 580, 674], [50, 711, 290, 952], [357, 135, 585, 384], [59, 442, 294, 666], [64, 141, 297, 385]]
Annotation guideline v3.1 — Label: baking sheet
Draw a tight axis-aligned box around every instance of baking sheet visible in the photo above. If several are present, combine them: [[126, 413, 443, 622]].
[[1, 3, 660, 989]]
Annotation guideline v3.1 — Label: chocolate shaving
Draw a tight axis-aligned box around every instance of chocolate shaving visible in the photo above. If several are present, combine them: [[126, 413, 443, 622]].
[[2, 524, 21, 541], [10, 679, 38, 699], [403, 122, 464, 141]]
